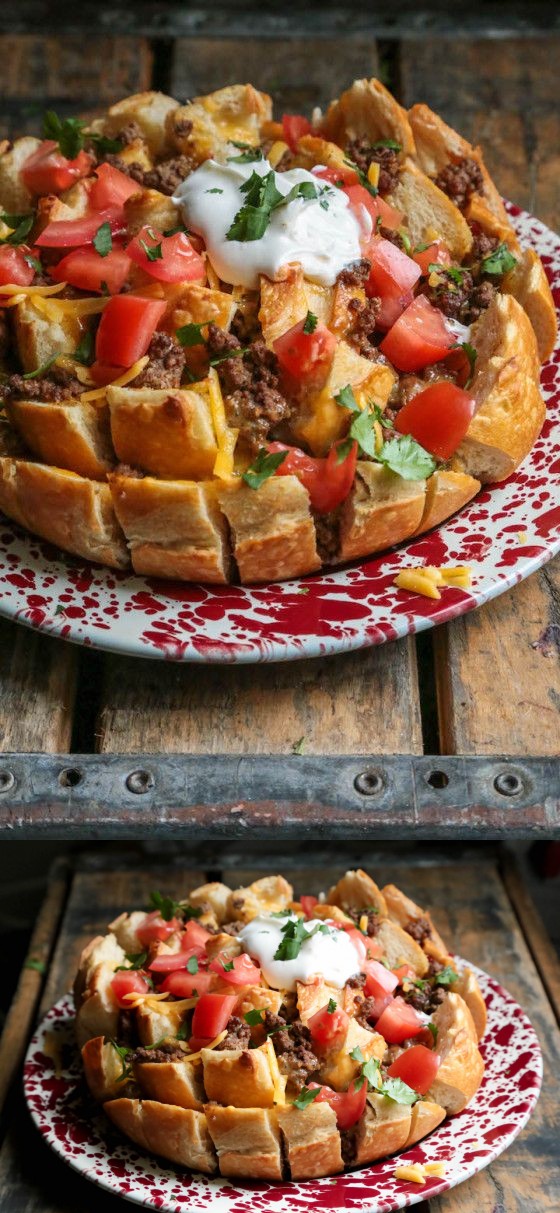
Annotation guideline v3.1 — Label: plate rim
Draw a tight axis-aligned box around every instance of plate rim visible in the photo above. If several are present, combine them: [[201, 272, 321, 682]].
[[23, 957, 543, 1213]]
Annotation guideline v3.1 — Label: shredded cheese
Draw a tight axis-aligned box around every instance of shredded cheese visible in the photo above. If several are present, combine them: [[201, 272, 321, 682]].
[[359, 914, 368, 933], [264, 1037, 287, 1105], [32, 294, 109, 322], [424, 1162, 446, 1177], [123, 990, 172, 1009], [268, 140, 290, 169], [207, 366, 239, 479], [185, 1030, 228, 1063], [80, 356, 150, 401], [0, 282, 65, 298], [367, 162, 380, 189], [394, 1163, 426, 1185], [394, 564, 472, 598]]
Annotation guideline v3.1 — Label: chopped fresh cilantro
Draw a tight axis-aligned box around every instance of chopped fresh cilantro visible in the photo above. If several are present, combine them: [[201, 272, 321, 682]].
[[73, 329, 95, 366], [335, 384, 360, 412], [227, 142, 264, 164], [398, 228, 412, 254], [42, 109, 122, 159], [226, 171, 322, 242], [327, 998, 337, 1014], [303, 310, 318, 335], [349, 405, 378, 458], [381, 1076, 419, 1105], [378, 433, 436, 480], [434, 965, 458, 986], [372, 139, 402, 151], [244, 1009, 266, 1026], [294, 1085, 322, 1110], [205, 187, 224, 194], [108, 1040, 133, 1082], [93, 221, 113, 258], [140, 236, 163, 262], [23, 355, 60, 380], [221, 959, 235, 972], [455, 340, 477, 387], [427, 1022, 438, 1045], [413, 241, 431, 253], [343, 157, 378, 197], [273, 917, 329, 961], [176, 1021, 190, 1041], [242, 447, 288, 489], [481, 241, 517, 276], [429, 263, 467, 286], [176, 322, 206, 347], [0, 211, 34, 246], [335, 435, 356, 464], [209, 346, 249, 367], [115, 951, 148, 972], [23, 253, 42, 273], [148, 891, 202, 922]]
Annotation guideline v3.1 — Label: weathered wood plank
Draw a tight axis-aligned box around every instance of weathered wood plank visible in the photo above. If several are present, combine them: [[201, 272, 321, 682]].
[[501, 851, 560, 1020], [170, 38, 378, 112], [0, 621, 78, 753], [96, 642, 423, 755]]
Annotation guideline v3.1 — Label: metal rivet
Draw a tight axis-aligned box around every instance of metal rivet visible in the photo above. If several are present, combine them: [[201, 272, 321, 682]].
[[59, 767, 83, 789], [0, 770, 15, 793], [493, 771, 523, 797], [354, 769, 384, 796], [426, 769, 449, 789], [126, 770, 155, 795]]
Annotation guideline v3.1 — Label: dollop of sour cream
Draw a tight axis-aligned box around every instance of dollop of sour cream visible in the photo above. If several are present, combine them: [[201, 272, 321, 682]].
[[238, 913, 360, 991], [172, 156, 369, 289]]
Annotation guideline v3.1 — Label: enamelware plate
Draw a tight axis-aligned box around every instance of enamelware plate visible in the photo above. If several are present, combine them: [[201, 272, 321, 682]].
[[23, 960, 542, 1213], [2, 204, 559, 663]]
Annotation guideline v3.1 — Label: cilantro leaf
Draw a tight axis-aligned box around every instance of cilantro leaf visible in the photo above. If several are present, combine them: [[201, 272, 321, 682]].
[[427, 1022, 438, 1045], [23, 354, 60, 380], [187, 955, 199, 975], [273, 917, 329, 962], [335, 436, 356, 464], [108, 1040, 133, 1082], [398, 228, 412, 254], [205, 187, 224, 194], [73, 329, 95, 366], [481, 241, 517, 276], [344, 157, 378, 197], [294, 1085, 322, 1110], [303, 310, 318, 335], [335, 384, 360, 412], [381, 1076, 419, 1105], [115, 951, 149, 972], [457, 340, 477, 387], [372, 139, 402, 151], [23, 253, 42, 273], [327, 998, 337, 1014], [244, 1009, 266, 1026], [434, 965, 458, 986], [43, 110, 84, 159], [176, 322, 206, 347], [221, 959, 234, 972], [176, 1021, 190, 1041], [242, 447, 288, 489], [0, 211, 34, 246], [148, 891, 202, 922], [349, 406, 378, 458], [227, 142, 264, 164], [140, 236, 163, 262], [429, 263, 467, 286], [378, 433, 436, 480], [93, 221, 113, 258], [209, 346, 249, 367]]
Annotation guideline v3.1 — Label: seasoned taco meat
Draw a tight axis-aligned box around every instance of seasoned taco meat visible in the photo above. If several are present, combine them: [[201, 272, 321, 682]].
[[346, 137, 401, 195], [131, 331, 186, 389], [216, 1016, 252, 1051], [434, 156, 484, 211], [3, 367, 83, 403], [206, 324, 293, 452], [265, 1013, 319, 1090]]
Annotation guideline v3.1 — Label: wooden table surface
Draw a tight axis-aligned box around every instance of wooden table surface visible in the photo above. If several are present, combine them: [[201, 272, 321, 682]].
[[0, 846, 558, 1211], [0, 8, 559, 833]]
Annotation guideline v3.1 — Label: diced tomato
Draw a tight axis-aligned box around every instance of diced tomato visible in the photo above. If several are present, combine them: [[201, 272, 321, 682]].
[[366, 993, 394, 1021], [160, 970, 213, 999], [90, 162, 140, 210], [183, 920, 213, 950], [281, 114, 312, 152], [0, 246, 35, 287], [308, 1003, 349, 1051], [95, 294, 166, 367], [380, 296, 455, 372], [136, 911, 182, 949], [51, 245, 131, 294], [392, 964, 417, 983], [274, 318, 336, 389], [126, 225, 205, 284], [311, 1080, 367, 1130], [395, 381, 476, 460], [189, 992, 238, 1048], [21, 140, 93, 196], [209, 953, 261, 986], [300, 895, 318, 918], [365, 237, 422, 329], [35, 207, 125, 249], [313, 164, 356, 187], [345, 183, 404, 235], [342, 925, 368, 965], [110, 970, 150, 1008], [269, 439, 358, 515], [375, 996, 424, 1044], [149, 946, 206, 973], [362, 959, 399, 1000], [387, 1044, 441, 1094], [412, 240, 452, 276]]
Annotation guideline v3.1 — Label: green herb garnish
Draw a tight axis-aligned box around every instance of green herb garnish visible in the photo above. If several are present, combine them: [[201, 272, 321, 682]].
[[273, 917, 330, 962], [481, 242, 517, 276], [108, 1040, 133, 1082], [434, 965, 458, 986], [24, 957, 46, 973], [244, 1009, 266, 1026], [186, 955, 199, 974], [43, 109, 122, 159], [115, 951, 149, 972], [293, 1085, 322, 1110], [303, 310, 318, 335], [228, 141, 264, 164], [73, 329, 95, 366], [93, 221, 113, 258], [0, 211, 34, 246], [176, 322, 206, 347], [22, 355, 60, 380], [242, 446, 288, 489], [148, 891, 202, 922], [327, 998, 337, 1014], [371, 139, 402, 151]]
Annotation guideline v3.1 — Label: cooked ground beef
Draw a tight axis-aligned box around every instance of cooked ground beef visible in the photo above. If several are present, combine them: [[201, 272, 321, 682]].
[[3, 368, 83, 403], [434, 156, 484, 212], [347, 296, 381, 358], [206, 324, 292, 452], [221, 919, 244, 936], [337, 258, 371, 288], [347, 973, 366, 990], [117, 122, 145, 146], [131, 1043, 188, 1064], [142, 154, 198, 196], [405, 915, 432, 945], [402, 980, 446, 1016], [217, 1016, 252, 1051], [347, 906, 381, 937], [346, 137, 401, 195], [313, 508, 341, 562], [378, 226, 407, 251], [354, 995, 377, 1028], [230, 300, 261, 344], [426, 268, 496, 323], [388, 374, 424, 413], [267, 1015, 319, 1090], [131, 332, 185, 390], [467, 229, 500, 266], [341, 1127, 358, 1165]]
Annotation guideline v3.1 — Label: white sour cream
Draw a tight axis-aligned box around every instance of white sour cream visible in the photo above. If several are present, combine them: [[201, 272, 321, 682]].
[[239, 913, 360, 991], [172, 156, 368, 289]]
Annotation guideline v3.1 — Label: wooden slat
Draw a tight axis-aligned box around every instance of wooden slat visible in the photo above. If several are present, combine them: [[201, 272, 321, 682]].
[[0, 621, 78, 753], [501, 851, 560, 1022], [96, 641, 423, 755], [400, 38, 560, 755], [170, 38, 378, 112]]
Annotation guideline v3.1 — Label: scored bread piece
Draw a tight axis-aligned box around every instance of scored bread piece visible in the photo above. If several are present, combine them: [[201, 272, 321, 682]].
[[109, 472, 232, 583], [277, 1103, 344, 1179], [134, 1056, 206, 1110], [321, 77, 415, 158], [107, 384, 218, 480], [225, 874, 293, 922], [82, 1036, 134, 1103], [73, 934, 125, 1048], [294, 340, 396, 456], [188, 882, 232, 923], [404, 1098, 446, 1147], [319, 1020, 386, 1091], [453, 292, 545, 483], [427, 992, 484, 1113], [389, 158, 473, 262], [169, 84, 272, 164], [502, 247, 558, 363], [105, 1098, 218, 1173], [381, 883, 450, 957], [202, 1045, 277, 1109], [353, 1092, 412, 1166], [413, 469, 480, 536], [13, 298, 82, 373], [327, 869, 388, 917], [0, 457, 129, 568], [6, 397, 114, 480], [0, 136, 41, 212], [453, 968, 487, 1041], [337, 463, 426, 564], [376, 919, 429, 977], [101, 91, 179, 157], [218, 475, 321, 583], [204, 1104, 283, 1180], [408, 102, 511, 228]]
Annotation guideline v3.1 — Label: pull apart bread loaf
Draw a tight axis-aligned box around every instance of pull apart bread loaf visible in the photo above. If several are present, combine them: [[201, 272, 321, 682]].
[[0, 80, 555, 582], [75, 869, 486, 1179]]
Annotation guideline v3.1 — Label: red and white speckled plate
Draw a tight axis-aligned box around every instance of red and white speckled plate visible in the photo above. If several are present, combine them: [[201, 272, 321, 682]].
[[23, 960, 541, 1213], [2, 204, 559, 663]]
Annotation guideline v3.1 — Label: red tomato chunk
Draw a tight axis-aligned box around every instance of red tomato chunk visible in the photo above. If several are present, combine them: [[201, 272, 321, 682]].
[[395, 382, 476, 460]]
